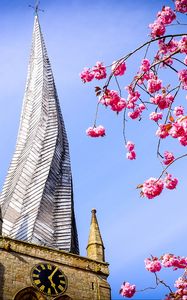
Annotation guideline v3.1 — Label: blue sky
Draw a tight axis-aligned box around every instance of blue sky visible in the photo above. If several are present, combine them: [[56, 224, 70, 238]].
[[0, 0, 187, 299]]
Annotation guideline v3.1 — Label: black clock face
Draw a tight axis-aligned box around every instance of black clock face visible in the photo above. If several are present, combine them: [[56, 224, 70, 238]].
[[31, 263, 67, 297]]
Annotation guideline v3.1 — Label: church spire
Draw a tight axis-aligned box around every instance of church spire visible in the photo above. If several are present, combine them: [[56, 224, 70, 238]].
[[87, 209, 105, 262], [0, 15, 79, 254]]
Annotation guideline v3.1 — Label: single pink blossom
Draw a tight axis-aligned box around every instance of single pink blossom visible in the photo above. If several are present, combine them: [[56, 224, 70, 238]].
[[145, 257, 162, 272], [119, 282, 136, 298], [149, 112, 163, 122], [92, 61, 107, 80], [169, 122, 185, 138], [86, 125, 105, 137], [163, 151, 175, 165], [140, 59, 150, 72], [126, 141, 135, 152], [178, 69, 187, 89], [142, 177, 164, 199], [126, 150, 136, 160], [149, 20, 166, 38], [111, 99, 126, 112], [147, 78, 162, 93], [157, 6, 176, 25], [164, 174, 178, 190], [178, 134, 187, 146], [112, 61, 126, 76], [175, 0, 187, 13], [80, 68, 94, 83], [156, 124, 169, 139], [178, 36, 187, 54], [174, 106, 184, 116], [128, 109, 141, 120]]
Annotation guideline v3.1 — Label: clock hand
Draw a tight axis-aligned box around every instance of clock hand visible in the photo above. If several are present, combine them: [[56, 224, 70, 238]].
[[50, 281, 58, 294], [48, 267, 58, 281]]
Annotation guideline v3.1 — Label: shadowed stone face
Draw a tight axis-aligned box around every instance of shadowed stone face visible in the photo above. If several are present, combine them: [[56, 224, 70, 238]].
[[0, 16, 79, 254]]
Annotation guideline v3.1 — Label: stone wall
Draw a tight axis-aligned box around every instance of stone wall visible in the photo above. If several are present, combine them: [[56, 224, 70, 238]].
[[0, 237, 111, 300]]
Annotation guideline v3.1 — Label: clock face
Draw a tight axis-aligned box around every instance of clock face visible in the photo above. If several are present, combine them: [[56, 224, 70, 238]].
[[31, 263, 68, 297]]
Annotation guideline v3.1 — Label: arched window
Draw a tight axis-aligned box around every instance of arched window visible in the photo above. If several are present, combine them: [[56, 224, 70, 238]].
[[14, 287, 46, 300]]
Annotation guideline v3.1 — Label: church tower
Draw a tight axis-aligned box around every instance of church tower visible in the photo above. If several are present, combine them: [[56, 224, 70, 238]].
[[0, 9, 110, 300]]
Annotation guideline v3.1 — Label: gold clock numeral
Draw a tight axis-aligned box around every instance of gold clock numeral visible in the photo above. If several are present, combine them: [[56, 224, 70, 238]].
[[34, 267, 40, 273], [60, 279, 65, 284], [59, 274, 64, 278], [40, 264, 46, 270], [34, 279, 41, 285], [40, 285, 45, 292], [33, 274, 39, 278], [47, 288, 51, 295], [47, 264, 52, 270], [58, 285, 65, 291]]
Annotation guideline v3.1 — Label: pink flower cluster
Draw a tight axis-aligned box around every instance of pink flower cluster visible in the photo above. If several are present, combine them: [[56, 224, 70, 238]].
[[162, 253, 187, 270], [150, 93, 174, 109], [112, 61, 126, 76], [149, 6, 176, 38], [178, 69, 187, 89], [86, 125, 105, 137], [149, 112, 163, 122], [141, 174, 178, 199], [100, 89, 126, 112], [156, 115, 187, 147], [147, 77, 162, 93], [80, 61, 106, 83], [144, 257, 162, 273], [119, 282, 136, 298], [163, 151, 175, 165], [126, 141, 136, 160], [175, 0, 187, 13], [174, 106, 184, 116]]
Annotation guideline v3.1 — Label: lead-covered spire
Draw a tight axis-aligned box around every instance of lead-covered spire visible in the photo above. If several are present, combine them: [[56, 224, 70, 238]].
[[0, 16, 79, 254]]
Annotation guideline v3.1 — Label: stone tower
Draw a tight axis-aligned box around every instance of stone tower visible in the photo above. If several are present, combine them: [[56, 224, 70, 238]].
[[0, 12, 111, 300]]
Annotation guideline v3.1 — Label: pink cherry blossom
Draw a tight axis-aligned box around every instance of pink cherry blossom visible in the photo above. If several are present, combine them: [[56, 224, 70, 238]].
[[126, 141, 135, 152], [175, 0, 187, 13], [128, 109, 141, 120], [157, 6, 176, 25], [112, 61, 126, 76], [150, 93, 174, 109], [178, 69, 187, 89], [178, 36, 187, 54], [140, 59, 151, 72], [86, 125, 105, 137], [92, 62, 107, 80], [174, 106, 184, 116], [144, 257, 162, 272], [156, 124, 169, 139], [178, 134, 187, 146], [142, 177, 164, 199], [158, 39, 179, 55], [169, 122, 185, 138], [111, 99, 127, 112], [149, 112, 163, 122], [139, 103, 146, 111], [164, 174, 178, 190], [80, 68, 94, 83], [163, 151, 175, 165], [147, 78, 162, 94], [126, 150, 136, 160], [119, 282, 136, 298], [149, 21, 166, 38], [175, 277, 187, 289]]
